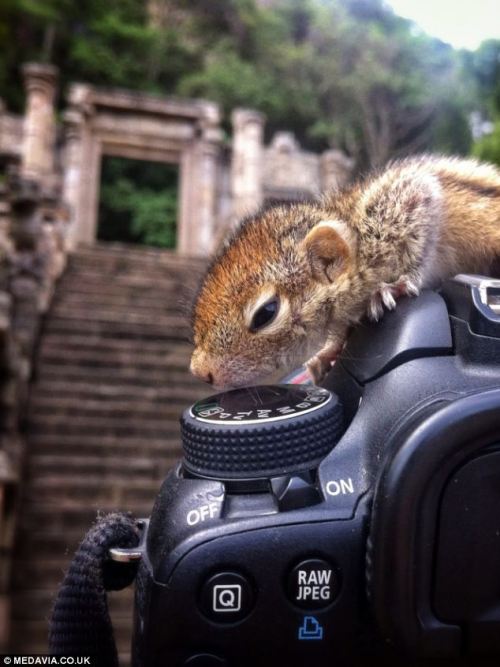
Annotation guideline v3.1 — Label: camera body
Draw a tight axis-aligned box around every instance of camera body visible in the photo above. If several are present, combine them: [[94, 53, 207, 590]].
[[132, 275, 500, 667]]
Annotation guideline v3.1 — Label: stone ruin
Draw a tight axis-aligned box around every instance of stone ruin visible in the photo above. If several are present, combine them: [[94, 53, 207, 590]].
[[1, 64, 354, 257], [0, 63, 353, 646]]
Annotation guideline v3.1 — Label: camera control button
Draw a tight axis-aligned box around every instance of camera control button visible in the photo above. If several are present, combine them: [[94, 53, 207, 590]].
[[287, 559, 339, 610], [199, 571, 255, 623]]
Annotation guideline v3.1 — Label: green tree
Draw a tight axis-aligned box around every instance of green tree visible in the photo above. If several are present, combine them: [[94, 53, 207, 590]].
[[468, 40, 500, 165], [98, 157, 178, 248], [474, 121, 500, 165], [302, 1, 472, 166], [0, 0, 478, 168], [0, 0, 196, 111]]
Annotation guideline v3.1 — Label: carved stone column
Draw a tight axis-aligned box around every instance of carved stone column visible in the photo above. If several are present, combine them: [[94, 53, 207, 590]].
[[179, 102, 222, 256], [231, 108, 265, 221], [62, 84, 97, 249], [21, 63, 59, 180], [320, 149, 354, 192], [62, 108, 85, 250]]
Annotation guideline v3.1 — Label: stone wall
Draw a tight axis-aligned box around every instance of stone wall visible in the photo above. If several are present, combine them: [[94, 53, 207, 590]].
[[227, 112, 354, 221], [0, 172, 68, 648], [0, 65, 68, 647], [0, 103, 22, 163], [0, 82, 354, 255]]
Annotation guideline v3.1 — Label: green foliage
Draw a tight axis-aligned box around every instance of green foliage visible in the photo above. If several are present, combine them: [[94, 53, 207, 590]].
[[0, 0, 491, 167], [0, 0, 196, 110], [473, 121, 500, 166], [467, 39, 500, 116], [466, 39, 500, 166], [98, 158, 177, 248]]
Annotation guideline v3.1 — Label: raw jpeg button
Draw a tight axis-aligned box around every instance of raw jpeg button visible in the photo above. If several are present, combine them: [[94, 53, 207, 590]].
[[287, 558, 339, 610]]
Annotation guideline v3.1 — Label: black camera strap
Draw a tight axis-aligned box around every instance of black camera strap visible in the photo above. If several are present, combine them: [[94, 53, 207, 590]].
[[48, 512, 141, 667]]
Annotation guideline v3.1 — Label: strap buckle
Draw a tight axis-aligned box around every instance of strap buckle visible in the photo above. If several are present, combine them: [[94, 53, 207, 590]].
[[109, 518, 148, 563]]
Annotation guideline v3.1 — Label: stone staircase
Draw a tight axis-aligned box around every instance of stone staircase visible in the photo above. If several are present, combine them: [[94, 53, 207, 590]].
[[9, 243, 209, 660]]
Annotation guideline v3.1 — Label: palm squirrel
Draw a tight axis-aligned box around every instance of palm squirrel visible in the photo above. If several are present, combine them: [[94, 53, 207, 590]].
[[191, 155, 500, 388]]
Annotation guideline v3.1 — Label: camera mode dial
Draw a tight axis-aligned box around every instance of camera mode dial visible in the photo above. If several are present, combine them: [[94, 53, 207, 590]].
[[181, 385, 344, 479]]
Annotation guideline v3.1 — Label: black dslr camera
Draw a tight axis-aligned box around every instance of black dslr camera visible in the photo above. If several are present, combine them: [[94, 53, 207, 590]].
[[131, 275, 500, 667]]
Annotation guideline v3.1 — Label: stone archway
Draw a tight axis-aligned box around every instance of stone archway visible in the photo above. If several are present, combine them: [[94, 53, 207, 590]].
[[62, 85, 222, 255]]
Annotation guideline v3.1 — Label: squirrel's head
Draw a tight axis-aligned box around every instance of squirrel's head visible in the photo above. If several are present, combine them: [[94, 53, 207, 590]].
[[190, 204, 357, 388]]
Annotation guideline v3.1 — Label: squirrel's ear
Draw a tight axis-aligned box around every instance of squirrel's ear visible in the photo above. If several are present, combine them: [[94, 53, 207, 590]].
[[301, 220, 354, 284]]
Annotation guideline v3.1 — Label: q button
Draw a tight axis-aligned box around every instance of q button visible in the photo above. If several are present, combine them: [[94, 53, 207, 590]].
[[199, 571, 255, 623]]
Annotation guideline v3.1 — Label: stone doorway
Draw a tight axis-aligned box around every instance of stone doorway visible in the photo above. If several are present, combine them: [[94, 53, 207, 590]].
[[62, 85, 223, 256], [98, 156, 178, 248]]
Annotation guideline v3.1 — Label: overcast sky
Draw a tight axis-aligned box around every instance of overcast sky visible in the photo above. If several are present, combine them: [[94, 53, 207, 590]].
[[386, 0, 500, 50]]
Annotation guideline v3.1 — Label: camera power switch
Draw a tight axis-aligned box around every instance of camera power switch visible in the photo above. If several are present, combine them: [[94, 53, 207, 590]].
[[271, 474, 322, 511]]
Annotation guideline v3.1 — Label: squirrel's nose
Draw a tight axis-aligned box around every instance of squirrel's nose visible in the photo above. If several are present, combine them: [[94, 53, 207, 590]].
[[199, 370, 214, 385], [190, 351, 214, 385]]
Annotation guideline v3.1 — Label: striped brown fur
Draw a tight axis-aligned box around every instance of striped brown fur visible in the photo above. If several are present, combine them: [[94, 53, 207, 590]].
[[191, 155, 500, 388]]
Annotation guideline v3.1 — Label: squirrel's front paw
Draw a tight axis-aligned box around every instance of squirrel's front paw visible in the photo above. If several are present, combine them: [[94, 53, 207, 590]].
[[368, 275, 421, 322], [306, 355, 329, 384], [306, 346, 341, 384]]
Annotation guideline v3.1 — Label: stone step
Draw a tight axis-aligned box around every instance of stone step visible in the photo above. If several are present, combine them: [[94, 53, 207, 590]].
[[30, 382, 203, 404], [35, 363, 199, 386], [12, 587, 135, 622], [28, 380, 203, 405], [52, 291, 191, 311], [68, 250, 200, 268], [17, 504, 155, 539], [26, 453, 176, 478], [63, 261, 197, 279], [27, 414, 182, 438], [44, 316, 190, 340], [73, 242, 207, 267], [28, 395, 189, 421], [38, 334, 193, 355], [11, 242, 206, 658], [51, 298, 187, 317], [27, 433, 182, 458], [71, 254, 201, 273], [64, 255, 197, 274], [9, 616, 134, 656], [57, 270, 194, 289], [12, 559, 72, 590], [45, 307, 188, 328], [24, 475, 162, 508], [18, 528, 147, 564], [54, 278, 197, 302], [63, 262, 202, 282], [37, 345, 195, 372]]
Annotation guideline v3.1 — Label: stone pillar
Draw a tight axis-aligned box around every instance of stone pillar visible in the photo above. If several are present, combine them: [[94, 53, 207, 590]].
[[231, 108, 265, 221], [178, 103, 222, 256], [192, 140, 220, 254], [21, 63, 58, 180], [61, 109, 84, 251], [320, 149, 354, 191], [62, 84, 96, 249]]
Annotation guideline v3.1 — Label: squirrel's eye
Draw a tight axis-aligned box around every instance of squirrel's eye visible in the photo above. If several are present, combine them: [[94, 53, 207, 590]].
[[250, 298, 280, 332]]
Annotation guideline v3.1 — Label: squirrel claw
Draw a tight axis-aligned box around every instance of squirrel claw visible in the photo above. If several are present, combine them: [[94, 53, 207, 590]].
[[306, 356, 328, 384], [306, 348, 340, 385], [368, 275, 421, 322]]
